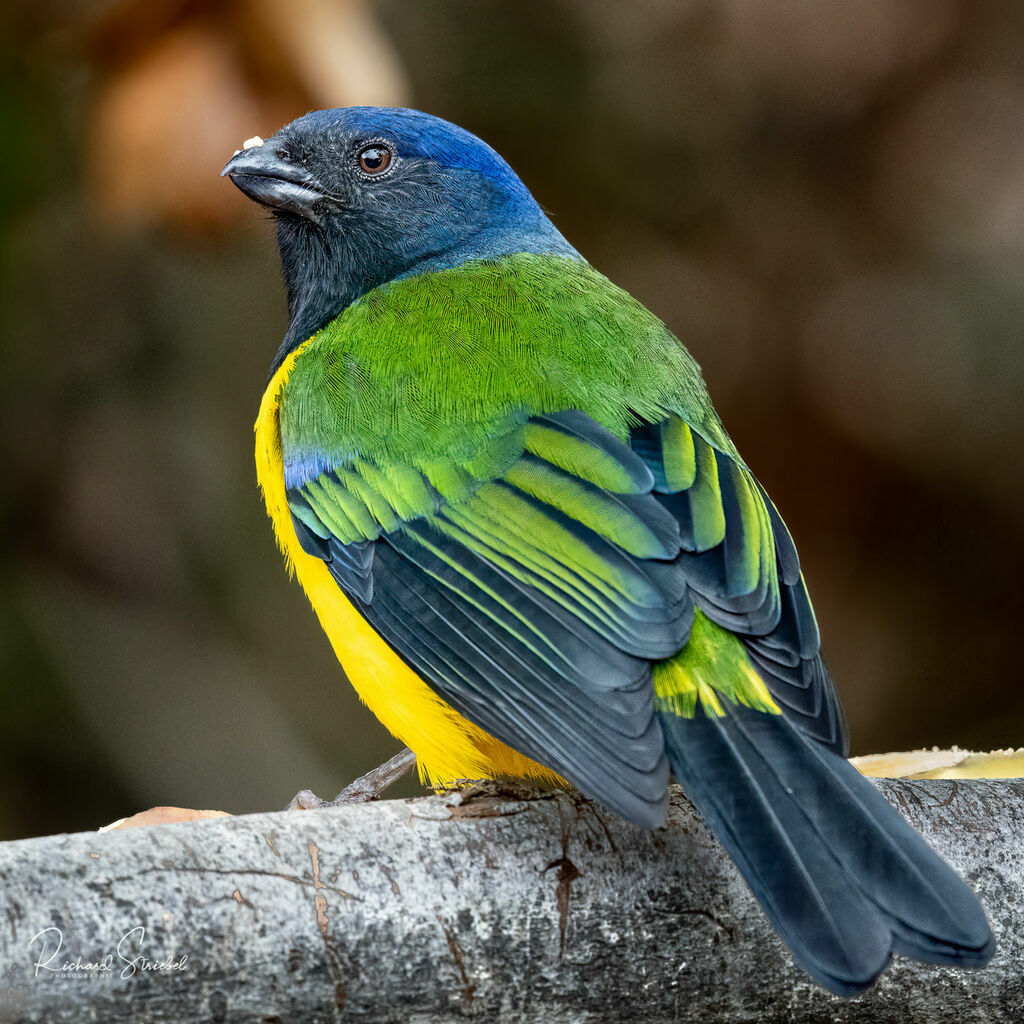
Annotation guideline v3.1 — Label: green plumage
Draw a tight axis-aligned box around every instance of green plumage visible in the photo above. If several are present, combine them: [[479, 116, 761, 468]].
[[279, 248, 923, 980], [653, 609, 780, 718], [279, 255, 737, 488], [282, 254, 779, 692], [522, 420, 649, 492], [232, 105, 994, 998], [281, 255, 768, 643]]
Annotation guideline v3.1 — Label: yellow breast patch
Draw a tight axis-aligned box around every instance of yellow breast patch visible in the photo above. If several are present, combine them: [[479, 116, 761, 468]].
[[254, 342, 561, 788]]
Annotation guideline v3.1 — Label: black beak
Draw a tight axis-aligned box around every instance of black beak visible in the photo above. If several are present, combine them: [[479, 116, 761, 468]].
[[222, 141, 325, 221]]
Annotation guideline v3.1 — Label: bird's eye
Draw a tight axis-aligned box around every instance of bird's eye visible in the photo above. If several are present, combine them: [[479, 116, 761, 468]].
[[357, 144, 392, 175]]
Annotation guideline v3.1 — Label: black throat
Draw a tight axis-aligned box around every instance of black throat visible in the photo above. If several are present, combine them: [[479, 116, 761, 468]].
[[268, 214, 400, 377]]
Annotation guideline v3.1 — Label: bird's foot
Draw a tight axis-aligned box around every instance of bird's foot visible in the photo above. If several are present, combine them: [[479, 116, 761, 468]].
[[286, 789, 329, 810], [437, 777, 558, 808], [285, 747, 418, 811]]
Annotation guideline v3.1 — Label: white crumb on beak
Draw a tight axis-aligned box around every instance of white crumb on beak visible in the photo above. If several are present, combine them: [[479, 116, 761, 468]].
[[242, 136, 264, 150], [233, 149, 241, 157]]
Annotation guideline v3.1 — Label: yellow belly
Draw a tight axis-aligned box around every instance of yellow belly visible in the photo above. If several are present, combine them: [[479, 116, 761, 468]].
[[255, 342, 562, 788]]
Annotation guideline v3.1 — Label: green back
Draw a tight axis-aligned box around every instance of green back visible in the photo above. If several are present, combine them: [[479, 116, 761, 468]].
[[274, 251, 844, 826], [279, 254, 736, 488]]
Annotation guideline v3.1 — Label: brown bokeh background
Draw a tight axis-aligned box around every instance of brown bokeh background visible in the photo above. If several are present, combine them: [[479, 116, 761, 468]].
[[1, 0, 1022, 841]]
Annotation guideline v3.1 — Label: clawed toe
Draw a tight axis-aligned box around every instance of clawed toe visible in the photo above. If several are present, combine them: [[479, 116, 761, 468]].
[[286, 789, 328, 811]]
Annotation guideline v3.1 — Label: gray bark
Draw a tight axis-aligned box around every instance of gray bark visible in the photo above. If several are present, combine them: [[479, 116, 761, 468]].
[[0, 780, 1020, 1023]]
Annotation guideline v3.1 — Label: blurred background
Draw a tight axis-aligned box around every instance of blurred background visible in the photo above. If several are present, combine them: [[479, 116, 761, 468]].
[[1, 0, 1022, 841]]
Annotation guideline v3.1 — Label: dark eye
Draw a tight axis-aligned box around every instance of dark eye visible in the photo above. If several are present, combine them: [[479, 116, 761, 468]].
[[357, 144, 392, 175]]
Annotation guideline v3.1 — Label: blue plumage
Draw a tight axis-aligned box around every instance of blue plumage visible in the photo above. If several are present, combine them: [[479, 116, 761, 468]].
[[288, 107, 525, 182], [226, 106, 996, 997], [260, 107, 580, 369]]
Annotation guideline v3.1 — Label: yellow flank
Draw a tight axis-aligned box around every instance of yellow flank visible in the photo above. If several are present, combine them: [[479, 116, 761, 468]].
[[653, 609, 780, 719], [255, 342, 563, 788]]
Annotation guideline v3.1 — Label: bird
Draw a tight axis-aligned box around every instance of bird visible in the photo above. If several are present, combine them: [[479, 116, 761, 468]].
[[223, 107, 994, 995]]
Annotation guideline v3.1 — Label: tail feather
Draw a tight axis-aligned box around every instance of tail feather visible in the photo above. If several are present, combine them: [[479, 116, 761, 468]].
[[795, 730, 993, 960], [660, 702, 995, 995]]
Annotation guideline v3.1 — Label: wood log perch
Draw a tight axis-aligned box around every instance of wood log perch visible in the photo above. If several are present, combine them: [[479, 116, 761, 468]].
[[0, 780, 1021, 1023]]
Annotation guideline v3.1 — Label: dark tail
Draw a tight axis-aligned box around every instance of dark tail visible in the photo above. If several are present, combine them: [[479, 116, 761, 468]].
[[659, 701, 995, 995]]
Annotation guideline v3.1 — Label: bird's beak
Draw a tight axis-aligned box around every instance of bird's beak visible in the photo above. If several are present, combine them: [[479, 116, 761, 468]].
[[222, 138, 325, 222]]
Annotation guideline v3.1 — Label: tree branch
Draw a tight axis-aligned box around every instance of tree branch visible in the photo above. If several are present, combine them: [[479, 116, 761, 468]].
[[0, 780, 1019, 1022]]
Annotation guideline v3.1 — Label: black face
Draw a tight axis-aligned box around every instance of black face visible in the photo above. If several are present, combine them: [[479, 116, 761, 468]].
[[222, 108, 557, 373], [222, 119, 516, 373], [222, 133, 406, 225]]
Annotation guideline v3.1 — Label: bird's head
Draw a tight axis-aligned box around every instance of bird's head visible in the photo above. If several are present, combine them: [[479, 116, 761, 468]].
[[223, 107, 576, 368]]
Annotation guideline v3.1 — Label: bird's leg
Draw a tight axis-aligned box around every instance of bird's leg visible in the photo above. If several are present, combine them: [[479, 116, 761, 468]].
[[286, 747, 418, 810], [331, 747, 418, 803]]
